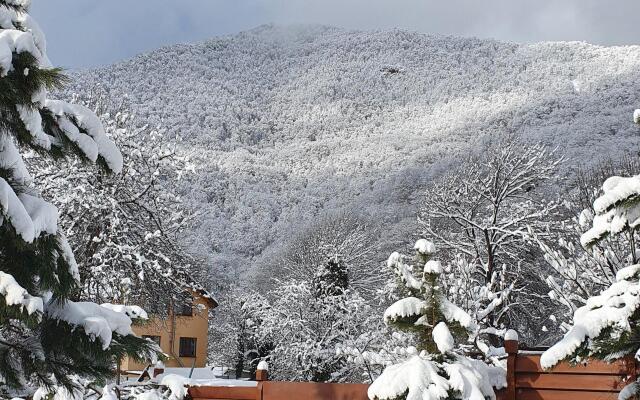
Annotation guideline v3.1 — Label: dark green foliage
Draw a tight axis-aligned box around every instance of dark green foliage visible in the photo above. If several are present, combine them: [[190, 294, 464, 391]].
[[0, 1, 161, 394], [313, 256, 349, 297]]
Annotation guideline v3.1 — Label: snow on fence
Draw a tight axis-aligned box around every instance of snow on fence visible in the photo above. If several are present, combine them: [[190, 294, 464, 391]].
[[188, 336, 639, 400]]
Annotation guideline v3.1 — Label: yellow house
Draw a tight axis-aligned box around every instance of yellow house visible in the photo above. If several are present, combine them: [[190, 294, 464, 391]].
[[121, 289, 218, 373]]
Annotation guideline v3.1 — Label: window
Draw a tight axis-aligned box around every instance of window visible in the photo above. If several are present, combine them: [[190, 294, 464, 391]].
[[179, 337, 197, 357], [175, 293, 193, 316], [143, 335, 161, 347]]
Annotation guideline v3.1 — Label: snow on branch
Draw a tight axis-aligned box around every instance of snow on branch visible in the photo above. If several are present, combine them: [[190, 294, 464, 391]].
[[0, 271, 43, 314], [581, 175, 640, 249], [541, 263, 640, 369], [45, 301, 142, 349], [45, 100, 124, 173]]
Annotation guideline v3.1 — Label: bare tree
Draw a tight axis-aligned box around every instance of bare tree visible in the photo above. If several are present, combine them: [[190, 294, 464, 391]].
[[418, 135, 562, 342]]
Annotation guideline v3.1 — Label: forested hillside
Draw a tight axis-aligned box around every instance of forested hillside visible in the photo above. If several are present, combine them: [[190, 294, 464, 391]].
[[62, 24, 640, 284]]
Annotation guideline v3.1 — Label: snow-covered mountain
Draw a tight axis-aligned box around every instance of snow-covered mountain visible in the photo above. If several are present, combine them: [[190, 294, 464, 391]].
[[63, 25, 640, 280]]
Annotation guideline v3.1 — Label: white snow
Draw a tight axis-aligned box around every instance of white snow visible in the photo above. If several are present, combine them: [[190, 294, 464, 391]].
[[0, 30, 41, 76], [441, 298, 475, 329], [98, 385, 118, 400], [45, 300, 137, 349], [16, 105, 51, 149], [58, 234, 80, 283], [414, 239, 436, 255], [257, 360, 269, 371], [158, 375, 189, 400], [616, 264, 640, 282], [424, 260, 443, 275], [0, 181, 58, 243], [0, 135, 31, 183], [445, 356, 506, 400], [432, 322, 454, 353], [504, 329, 518, 341], [101, 303, 148, 320], [0, 271, 43, 314], [368, 354, 504, 400], [578, 208, 593, 228], [387, 252, 422, 291], [367, 355, 450, 400], [0, 177, 36, 242], [541, 276, 640, 369], [0, 137, 60, 243], [45, 100, 124, 173], [19, 193, 57, 237], [383, 297, 426, 323], [634, 109, 640, 124], [581, 174, 640, 248]]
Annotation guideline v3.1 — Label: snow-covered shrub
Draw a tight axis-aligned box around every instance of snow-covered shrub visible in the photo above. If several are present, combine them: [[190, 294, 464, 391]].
[[208, 287, 274, 379], [368, 240, 505, 400]]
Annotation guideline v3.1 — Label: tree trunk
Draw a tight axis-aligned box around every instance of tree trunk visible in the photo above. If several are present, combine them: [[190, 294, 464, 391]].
[[235, 332, 245, 379], [483, 229, 494, 284]]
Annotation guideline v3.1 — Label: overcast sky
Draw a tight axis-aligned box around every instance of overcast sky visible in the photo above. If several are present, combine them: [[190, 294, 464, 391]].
[[31, 0, 640, 70]]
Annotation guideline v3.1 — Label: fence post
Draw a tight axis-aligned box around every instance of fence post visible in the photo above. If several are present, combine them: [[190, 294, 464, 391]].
[[256, 360, 269, 382], [255, 361, 269, 400], [504, 329, 518, 400]]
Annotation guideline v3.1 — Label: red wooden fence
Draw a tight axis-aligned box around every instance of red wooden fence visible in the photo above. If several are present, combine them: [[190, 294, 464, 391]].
[[500, 337, 638, 400], [188, 337, 639, 400], [189, 382, 369, 400]]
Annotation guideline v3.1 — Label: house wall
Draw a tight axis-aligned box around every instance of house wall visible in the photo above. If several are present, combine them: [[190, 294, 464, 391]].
[[121, 294, 210, 372]]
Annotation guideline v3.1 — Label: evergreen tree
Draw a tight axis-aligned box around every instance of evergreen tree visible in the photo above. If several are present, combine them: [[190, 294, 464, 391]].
[[542, 173, 640, 399], [368, 240, 505, 400], [0, 1, 157, 396], [313, 255, 349, 298]]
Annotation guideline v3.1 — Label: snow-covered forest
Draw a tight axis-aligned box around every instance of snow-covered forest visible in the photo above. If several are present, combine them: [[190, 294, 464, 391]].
[[58, 25, 640, 341], [4, 2, 640, 400], [63, 25, 640, 288]]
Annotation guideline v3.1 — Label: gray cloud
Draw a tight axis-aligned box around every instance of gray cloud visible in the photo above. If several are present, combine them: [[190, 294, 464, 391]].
[[30, 0, 640, 69]]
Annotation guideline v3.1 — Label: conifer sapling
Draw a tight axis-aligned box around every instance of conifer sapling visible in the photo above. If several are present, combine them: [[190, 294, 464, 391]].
[[368, 240, 505, 400]]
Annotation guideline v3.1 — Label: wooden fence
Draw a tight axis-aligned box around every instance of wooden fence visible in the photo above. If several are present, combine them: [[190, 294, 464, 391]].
[[500, 338, 638, 400], [188, 337, 639, 400]]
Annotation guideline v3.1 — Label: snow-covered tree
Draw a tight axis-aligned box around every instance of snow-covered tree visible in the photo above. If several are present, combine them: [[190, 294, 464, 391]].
[[212, 259, 385, 383], [263, 275, 381, 383], [368, 240, 505, 400], [541, 172, 640, 398], [31, 96, 207, 315], [254, 213, 387, 298], [208, 287, 273, 379], [534, 156, 640, 336], [419, 136, 561, 343], [0, 1, 157, 396]]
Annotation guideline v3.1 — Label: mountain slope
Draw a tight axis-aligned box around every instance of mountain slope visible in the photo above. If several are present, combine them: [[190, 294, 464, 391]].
[[63, 25, 640, 280]]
